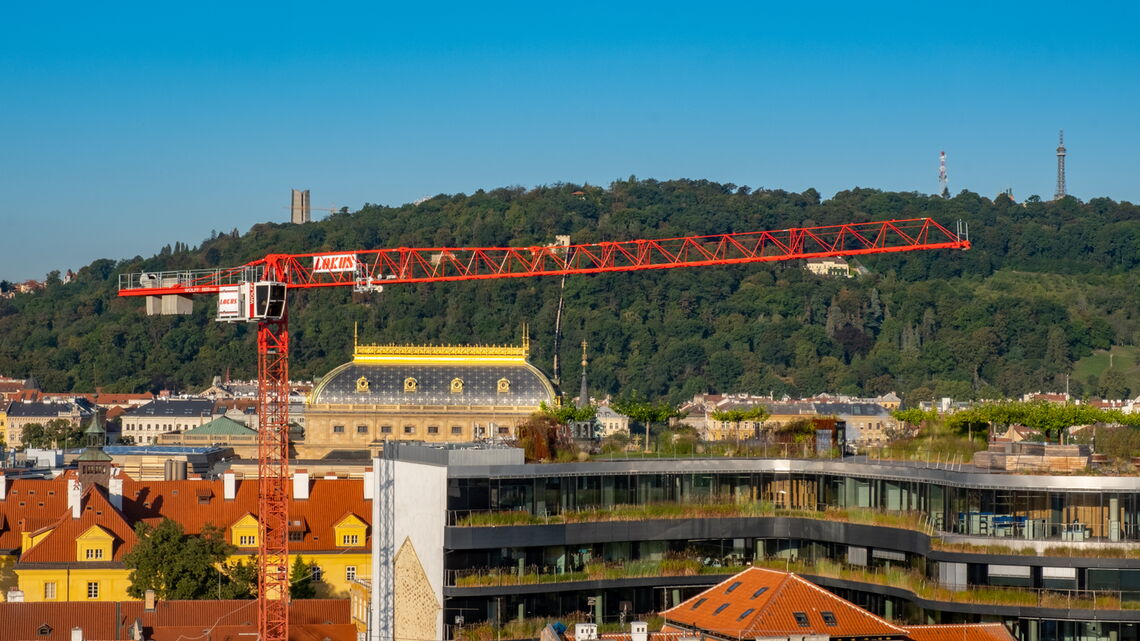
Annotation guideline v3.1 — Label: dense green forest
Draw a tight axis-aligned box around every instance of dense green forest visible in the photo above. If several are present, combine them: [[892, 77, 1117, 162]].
[[1, 179, 1139, 405]]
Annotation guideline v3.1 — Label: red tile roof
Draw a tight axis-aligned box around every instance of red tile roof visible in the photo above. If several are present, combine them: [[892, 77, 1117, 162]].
[[20, 487, 137, 563], [662, 567, 907, 639], [3, 472, 370, 564], [0, 599, 350, 641], [661, 568, 1016, 641], [0, 475, 72, 551], [905, 623, 1016, 641]]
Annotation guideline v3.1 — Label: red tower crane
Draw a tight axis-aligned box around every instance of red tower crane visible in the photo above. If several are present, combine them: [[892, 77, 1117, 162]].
[[117, 217, 969, 641]]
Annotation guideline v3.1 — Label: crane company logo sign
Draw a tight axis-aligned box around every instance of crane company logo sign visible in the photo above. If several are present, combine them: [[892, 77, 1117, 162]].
[[313, 254, 358, 273], [217, 286, 242, 320]]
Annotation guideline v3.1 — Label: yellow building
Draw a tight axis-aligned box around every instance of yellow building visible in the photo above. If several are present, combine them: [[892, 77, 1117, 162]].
[[3, 469, 371, 602], [304, 334, 556, 452]]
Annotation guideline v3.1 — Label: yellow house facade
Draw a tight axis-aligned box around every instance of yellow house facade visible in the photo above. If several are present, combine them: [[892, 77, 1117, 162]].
[[3, 470, 372, 601]]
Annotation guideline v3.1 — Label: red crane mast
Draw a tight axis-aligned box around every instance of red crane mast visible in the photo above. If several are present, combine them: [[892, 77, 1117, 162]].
[[117, 217, 968, 641]]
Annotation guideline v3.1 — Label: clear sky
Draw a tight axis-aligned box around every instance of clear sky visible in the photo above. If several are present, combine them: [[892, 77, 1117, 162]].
[[2, 1, 1138, 282]]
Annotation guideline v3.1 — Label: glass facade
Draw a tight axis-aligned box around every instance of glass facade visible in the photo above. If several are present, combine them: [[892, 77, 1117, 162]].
[[440, 461, 1140, 641], [448, 469, 1140, 543]]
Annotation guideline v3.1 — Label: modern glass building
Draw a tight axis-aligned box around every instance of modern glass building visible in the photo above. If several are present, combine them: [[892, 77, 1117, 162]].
[[371, 445, 1140, 641]]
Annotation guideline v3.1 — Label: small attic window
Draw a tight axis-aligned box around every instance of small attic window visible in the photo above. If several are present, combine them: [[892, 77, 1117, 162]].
[[821, 612, 837, 627], [793, 612, 810, 627], [172, 490, 179, 495], [725, 581, 742, 593], [38, 624, 52, 635], [28, 490, 36, 495], [48, 491, 55, 496], [713, 603, 730, 615], [690, 598, 707, 610], [736, 608, 755, 621], [751, 587, 768, 599]]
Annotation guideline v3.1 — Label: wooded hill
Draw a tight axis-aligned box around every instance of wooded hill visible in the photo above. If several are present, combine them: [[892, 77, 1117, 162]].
[[2, 179, 1138, 405]]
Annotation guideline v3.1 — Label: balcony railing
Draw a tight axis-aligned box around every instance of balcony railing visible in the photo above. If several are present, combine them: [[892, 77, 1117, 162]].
[[446, 555, 1134, 612]]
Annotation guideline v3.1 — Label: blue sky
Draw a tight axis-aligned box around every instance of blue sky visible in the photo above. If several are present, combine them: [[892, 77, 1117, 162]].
[[2, 1, 1138, 281]]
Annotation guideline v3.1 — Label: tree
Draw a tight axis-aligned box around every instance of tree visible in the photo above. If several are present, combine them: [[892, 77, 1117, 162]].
[[289, 555, 319, 599], [124, 519, 241, 600], [516, 414, 574, 462], [711, 407, 770, 447], [539, 401, 598, 424], [613, 392, 685, 452], [1098, 369, 1130, 400]]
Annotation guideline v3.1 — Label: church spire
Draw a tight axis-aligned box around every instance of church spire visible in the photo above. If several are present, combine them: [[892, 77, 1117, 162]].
[[577, 340, 589, 409]]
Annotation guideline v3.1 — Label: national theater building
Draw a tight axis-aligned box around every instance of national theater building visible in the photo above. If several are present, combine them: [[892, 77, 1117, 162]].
[[303, 335, 556, 454]]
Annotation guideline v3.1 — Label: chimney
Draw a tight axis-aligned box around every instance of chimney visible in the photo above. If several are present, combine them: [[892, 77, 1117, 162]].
[[223, 471, 236, 500], [144, 589, 156, 612], [293, 470, 310, 500], [108, 476, 123, 511], [0, 472, 6, 501], [68, 478, 81, 518], [631, 621, 648, 641], [574, 623, 598, 641], [71, 627, 83, 641], [363, 467, 374, 501]]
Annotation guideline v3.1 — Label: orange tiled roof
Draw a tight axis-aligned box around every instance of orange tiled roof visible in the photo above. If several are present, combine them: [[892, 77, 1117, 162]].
[[0, 598, 350, 641], [0, 475, 73, 551], [905, 623, 1016, 641], [19, 487, 137, 563], [662, 567, 907, 639], [3, 472, 370, 563], [117, 475, 370, 552]]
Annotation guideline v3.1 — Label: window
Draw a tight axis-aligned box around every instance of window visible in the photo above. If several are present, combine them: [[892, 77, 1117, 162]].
[[751, 587, 769, 599], [427, 426, 439, 434], [691, 598, 707, 610], [451, 426, 462, 435], [713, 603, 730, 615], [87, 582, 99, 599], [821, 611, 837, 627], [239, 535, 256, 546], [793, 612, 810, 627], [346, 566, 357, 581], [381, 425, 392, 434], [311, 565, 322, 581], [43, 582, 56, 600], [289, 531, 304, 542], [403, 425, 415, 435], [356, 425, 368, 434], [85, 548, 103, 560], [497, 426, 509, 435], [342, 534, 360, 546], [725, 580, 742, 593], [736, 608, 755, 621], [333, 425, 344, 434]]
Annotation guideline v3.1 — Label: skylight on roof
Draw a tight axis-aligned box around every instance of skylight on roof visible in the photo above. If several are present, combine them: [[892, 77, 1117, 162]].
[[725, 581, 742, 593], [736, 608, 755, 621], [793, 612, 810, 627], [691, 598, 707, 610], [713, 603, 730, 615], [821, 611, 837, 627], [751, 587, 769, 599]]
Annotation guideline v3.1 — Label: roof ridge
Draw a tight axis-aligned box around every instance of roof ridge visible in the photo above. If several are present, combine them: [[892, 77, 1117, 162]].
[[788, 572, 908, 634], [740, 569, 798, 637]]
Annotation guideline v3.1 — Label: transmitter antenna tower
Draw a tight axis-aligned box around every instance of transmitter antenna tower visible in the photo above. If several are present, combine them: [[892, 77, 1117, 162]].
[[1055, 130, 1067, 200], [939, 151, 949, 198]]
